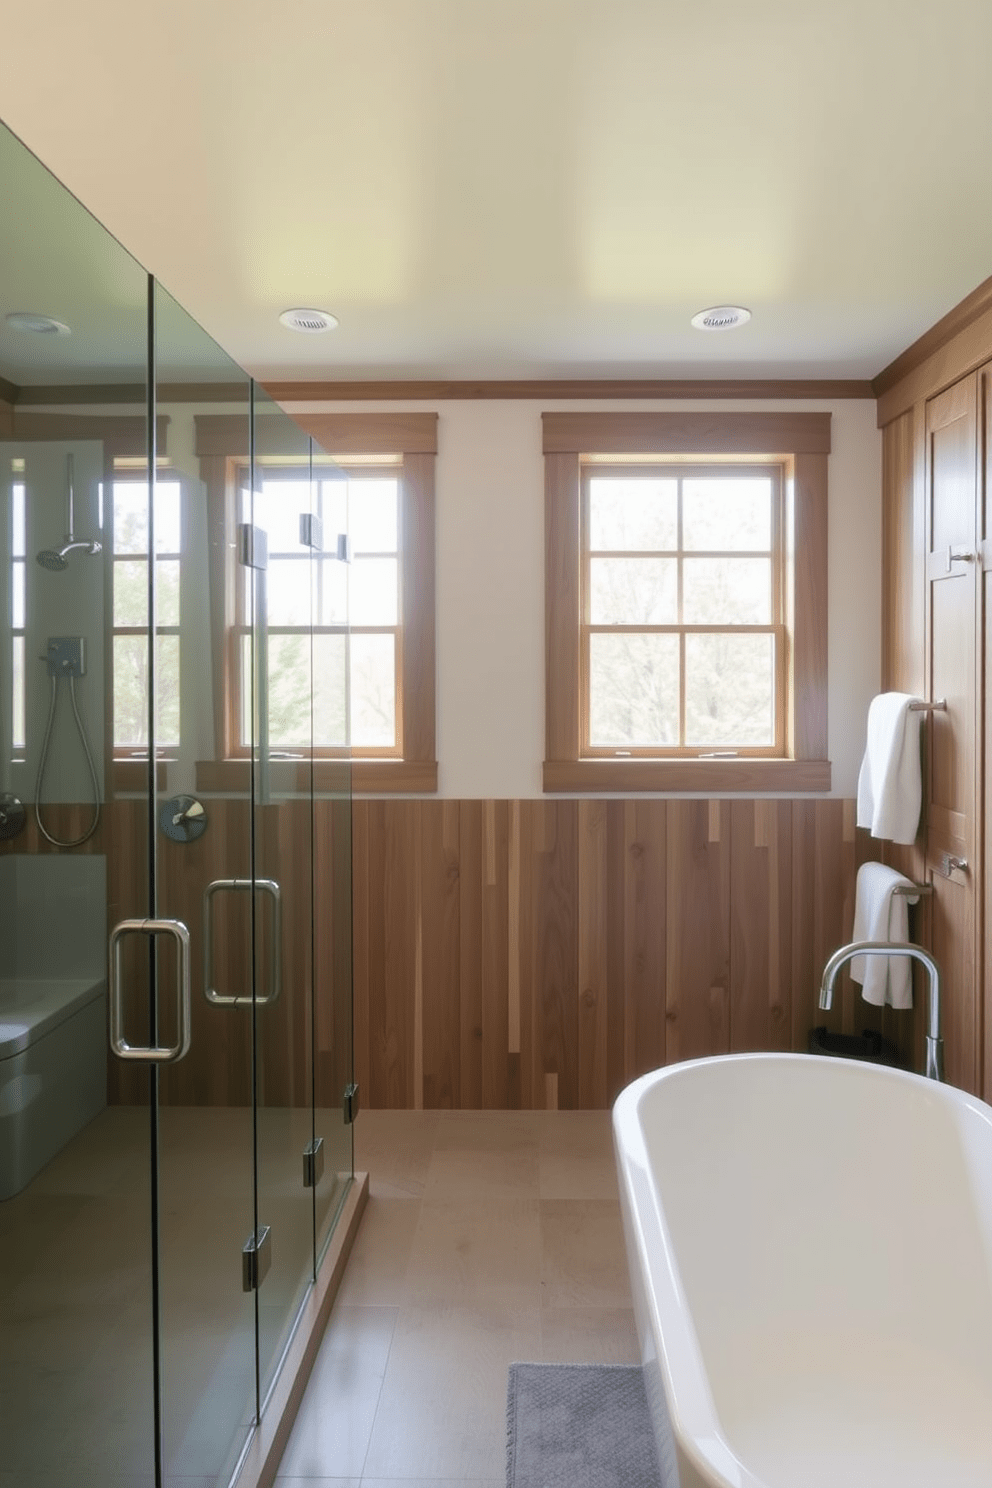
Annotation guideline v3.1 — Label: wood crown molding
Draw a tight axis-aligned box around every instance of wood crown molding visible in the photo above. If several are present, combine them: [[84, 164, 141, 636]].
[[266, 378, 872, 403], [872, 274, 992, 401], [542, 409, 832, 455], [195, 410, 438, 458]]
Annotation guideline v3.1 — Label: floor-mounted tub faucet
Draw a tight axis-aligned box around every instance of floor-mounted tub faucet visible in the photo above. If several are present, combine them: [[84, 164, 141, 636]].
[[818, 941, 943, 1082]]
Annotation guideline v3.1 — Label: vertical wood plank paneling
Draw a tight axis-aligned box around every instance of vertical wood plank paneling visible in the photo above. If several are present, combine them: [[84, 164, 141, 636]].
[[665, 800, 731, 1062], [481, 799, 510, 1107], [85, 794, 862, 1112], [730, 800, 792, 1052], [458, 801, 484, 1110], [624, 801, 668, 1083], [533, 801, 579, 1109], [420, 800, 462, 1109], [577, 800, 609, 1109]]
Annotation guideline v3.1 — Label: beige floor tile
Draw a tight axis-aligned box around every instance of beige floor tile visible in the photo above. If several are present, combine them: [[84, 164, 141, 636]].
[[423, 1143, 539, 1203], [277, 1304, 398, 1479], [273, 1480, 359, 1486], [429, 1109, 546, 1152], [539, 1199, 633, 1309], [354, 1110, 439, 1196], [333, 1194, 422, 1307], [539, 1304, 641, 1364], [362, 1299, 541, 1481], [405, 1197, 542, 1303], [537, 1147, 621, 1202], [361, 1480, 503, 1488]]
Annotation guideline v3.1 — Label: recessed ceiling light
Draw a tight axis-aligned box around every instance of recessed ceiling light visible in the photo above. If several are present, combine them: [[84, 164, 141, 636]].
[[278, 307, 338, 334], [5, 311, 71, 335], [691, 305, 751, 332]]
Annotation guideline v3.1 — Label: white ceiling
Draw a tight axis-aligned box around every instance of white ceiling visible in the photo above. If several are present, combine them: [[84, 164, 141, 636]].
[[1, 0, 991, 384]]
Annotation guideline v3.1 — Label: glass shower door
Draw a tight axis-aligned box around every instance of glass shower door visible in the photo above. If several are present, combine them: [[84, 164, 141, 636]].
[[0, 120, 158, 1486], [150, 285, 258, 1485]]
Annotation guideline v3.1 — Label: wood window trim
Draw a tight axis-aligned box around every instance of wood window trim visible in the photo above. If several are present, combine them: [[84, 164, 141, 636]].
[[195, 412, 437, 794], [543, 411, 831, 794]]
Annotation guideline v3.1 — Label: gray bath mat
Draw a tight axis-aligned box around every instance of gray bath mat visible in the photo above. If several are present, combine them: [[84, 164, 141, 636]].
[[506, 1362, 663, 1488]]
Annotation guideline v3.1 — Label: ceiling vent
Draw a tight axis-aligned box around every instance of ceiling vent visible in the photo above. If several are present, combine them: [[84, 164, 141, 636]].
[[690, 305, 751, 331], [278, 307, 338, 334], [5, 312, 71, 335]]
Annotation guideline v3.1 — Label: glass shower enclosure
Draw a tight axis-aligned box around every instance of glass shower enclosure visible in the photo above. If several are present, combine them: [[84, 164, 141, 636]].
[[0, 119, 354, 1487]]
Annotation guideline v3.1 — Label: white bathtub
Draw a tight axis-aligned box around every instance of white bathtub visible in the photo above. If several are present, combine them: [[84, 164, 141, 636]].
[[613, 1054, 992, 1488]]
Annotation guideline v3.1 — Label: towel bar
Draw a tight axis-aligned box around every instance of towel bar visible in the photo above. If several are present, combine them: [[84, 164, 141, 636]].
[[892, 882, 932, 896], [908, 699, 946, 711]]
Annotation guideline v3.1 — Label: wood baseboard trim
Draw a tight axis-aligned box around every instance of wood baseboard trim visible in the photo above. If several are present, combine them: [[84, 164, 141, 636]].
[[233, 1171, 370, 1488]]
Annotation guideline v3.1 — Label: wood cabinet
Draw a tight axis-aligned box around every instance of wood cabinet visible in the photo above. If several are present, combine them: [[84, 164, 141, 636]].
[[924, 373, 982, 1093], [881, 351, 992, 1099]]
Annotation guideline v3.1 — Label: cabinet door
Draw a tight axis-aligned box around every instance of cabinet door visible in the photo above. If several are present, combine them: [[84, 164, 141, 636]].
[[925, 373, 980, 1094]]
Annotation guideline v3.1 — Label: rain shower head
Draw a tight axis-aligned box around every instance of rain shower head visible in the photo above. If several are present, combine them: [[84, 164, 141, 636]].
[[36, 538, 102, 570], [36, 455, 103, 571]]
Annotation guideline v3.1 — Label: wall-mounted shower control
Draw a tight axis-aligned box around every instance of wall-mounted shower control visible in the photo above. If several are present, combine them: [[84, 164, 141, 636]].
[[45, 636, 85, 678]]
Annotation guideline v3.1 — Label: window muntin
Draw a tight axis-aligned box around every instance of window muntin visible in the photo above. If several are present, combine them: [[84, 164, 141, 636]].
[[111, 476, 182, 753], [581, 462, 784, 757], [235, 466, 401, 755]]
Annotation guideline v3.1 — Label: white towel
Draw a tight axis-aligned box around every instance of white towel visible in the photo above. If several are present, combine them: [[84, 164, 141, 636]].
[[856, 693, 923, 845], [850, 861, 919, 1008]]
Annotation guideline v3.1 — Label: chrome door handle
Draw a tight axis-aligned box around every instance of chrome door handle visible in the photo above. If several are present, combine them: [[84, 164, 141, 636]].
[[109, 918, 192, 1062], [203, 877, 282, 1007]]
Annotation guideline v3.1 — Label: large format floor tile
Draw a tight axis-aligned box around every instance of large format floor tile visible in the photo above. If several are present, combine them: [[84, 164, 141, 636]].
[[275, 1108, 634, 1485]]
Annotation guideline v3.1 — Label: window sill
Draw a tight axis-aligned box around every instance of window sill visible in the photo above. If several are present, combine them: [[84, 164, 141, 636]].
[[193, 758, 438, 795], [543, 758, 832, 794]]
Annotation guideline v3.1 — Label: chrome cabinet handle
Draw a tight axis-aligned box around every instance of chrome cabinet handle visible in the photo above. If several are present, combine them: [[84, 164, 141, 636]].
[[109, 918, 192, 1063], [203, 877, 282, 1007]]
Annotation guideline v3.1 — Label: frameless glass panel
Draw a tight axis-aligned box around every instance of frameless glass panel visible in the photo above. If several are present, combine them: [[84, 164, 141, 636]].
[[350, 556, 398, 626], [685, 632, 775, 746], [309, 458, 353, 1266], [250, 387, 319, 1411], [267, 558, 313, 626], [349, 476, 399, 552], [682, 557, 771, 625], [0, 118, 156, 1484], [588, 631, 679, 747], [11, 634, 25, 749], [351, 632, 396, 748], [153, 284, 255, 1485], [317, 558, 348, 626], [590, 557, 677, 625], [589, 476, 678, 550], [112, 557, 180, 627], [682, 477, 772, 551], [11, 562, 25, 628], [113, 478, 181, 553]]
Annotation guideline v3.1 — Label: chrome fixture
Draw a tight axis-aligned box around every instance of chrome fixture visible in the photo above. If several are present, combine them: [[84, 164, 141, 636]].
[[892, 882, 932, 896], [203, 877, 282, 1007], [0, 793, 26, 841], [109, 918, 192, 1063], [160, 794, 208, 844], [35, 454, 102, 570], [34, 637, 100, 848], [818, 941, 943, 1082], [908, 698, 947, 712]]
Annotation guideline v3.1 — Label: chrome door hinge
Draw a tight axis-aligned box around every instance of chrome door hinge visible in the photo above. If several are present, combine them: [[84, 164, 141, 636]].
[[238, 522, 268, 571], [343, 1082, 360, 1125], [242, 1224, 271, 1292], [336, 533, 352, 562], [303, 1136, 325, 1189], [300, 513, 324, 551]]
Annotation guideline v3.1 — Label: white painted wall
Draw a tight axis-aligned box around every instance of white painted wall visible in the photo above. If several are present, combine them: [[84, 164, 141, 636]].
[[292, 397, 883, 800]]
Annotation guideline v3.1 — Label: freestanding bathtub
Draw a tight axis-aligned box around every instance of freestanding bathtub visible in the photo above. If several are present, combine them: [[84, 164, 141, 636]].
[[613, 1054, 992, 1488]]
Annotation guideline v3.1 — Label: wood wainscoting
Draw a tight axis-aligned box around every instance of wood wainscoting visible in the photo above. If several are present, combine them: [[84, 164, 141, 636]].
[[6, 795, 928, 1110], [352, 796, 916, 1110]]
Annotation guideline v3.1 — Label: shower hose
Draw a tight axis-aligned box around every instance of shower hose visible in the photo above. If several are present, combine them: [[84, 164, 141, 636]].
[[34, 672, 101, 848]]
